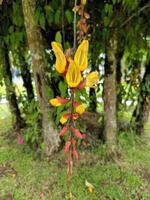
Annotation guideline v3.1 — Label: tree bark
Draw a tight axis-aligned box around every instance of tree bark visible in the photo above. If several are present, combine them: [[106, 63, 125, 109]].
[[1, 45, 24, 129], [132, 62, 150, 134], [103, 32, 117, 148], [22, 0, 60, 156]]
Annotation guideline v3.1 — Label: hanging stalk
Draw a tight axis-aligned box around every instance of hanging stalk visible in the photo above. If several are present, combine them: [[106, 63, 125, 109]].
[[66, 90, 74, 197], [50, 2, 99, 199], [66, 0, 77, 196]]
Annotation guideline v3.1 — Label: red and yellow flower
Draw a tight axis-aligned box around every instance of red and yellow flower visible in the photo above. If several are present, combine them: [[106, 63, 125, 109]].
[[66, 59, 81, 88], [49, 96, 69, 107], [51, 40, 92, 89], [73, 102, 85, 114], [51, 42, 67, 74], [86, 71, 99, 87]]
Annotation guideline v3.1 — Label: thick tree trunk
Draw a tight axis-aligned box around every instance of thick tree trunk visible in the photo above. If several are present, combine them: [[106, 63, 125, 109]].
[[22, 0, 60, 156], [103, 32, 117, 148], [2, 45, 24, 129], [19, 53, 34, 102], [132, 62, 150, 134]]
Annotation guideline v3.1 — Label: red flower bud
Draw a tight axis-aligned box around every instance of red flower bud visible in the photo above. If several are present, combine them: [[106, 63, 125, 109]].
[[73, 149, 79, 160], [73, 113, 79, 119], [60, 126, 68, 136], [82, 133, 86, 139], [71, 137, 76, 146], [73, 127, 83, 139], [64, 140, 71, 153]]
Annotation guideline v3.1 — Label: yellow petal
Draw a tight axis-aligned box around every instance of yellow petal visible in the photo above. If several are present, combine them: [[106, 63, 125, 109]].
[[51, 42, 67, 73], [75, 104, 85, 114], [60, 116, 68, 124], [66, 59, 81, 88], [85, 180, 94, 193], [74, 40, 89, 71], [49, 98, 61, 107], [86, 71, 99, 87]]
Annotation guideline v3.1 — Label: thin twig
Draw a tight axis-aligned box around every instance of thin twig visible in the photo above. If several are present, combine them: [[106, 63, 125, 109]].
[[121, 2, 150, 27], [73, 0, 77, 50]]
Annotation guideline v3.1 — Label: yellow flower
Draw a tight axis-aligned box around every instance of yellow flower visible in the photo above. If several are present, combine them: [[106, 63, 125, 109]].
[[60, 116, 68, 124], [75, 104, 85, 114], [85, 180, 94, 193], [81, 0, 87, 5], [86, 71, 99, 87], [74, 40, 89, 71], [66, 59, 81, 88], [49, 98, 61, 107], [51, 42, 67, 74]]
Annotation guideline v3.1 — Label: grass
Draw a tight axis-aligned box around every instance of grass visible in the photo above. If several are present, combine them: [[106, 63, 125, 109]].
[[0, 104, 150, 199]]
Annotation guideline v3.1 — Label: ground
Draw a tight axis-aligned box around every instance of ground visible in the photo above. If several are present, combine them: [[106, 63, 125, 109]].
[[0, 104, 150, 200]]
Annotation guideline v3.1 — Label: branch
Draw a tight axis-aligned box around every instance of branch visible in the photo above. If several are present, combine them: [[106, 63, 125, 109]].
[[121, 2, 150, 27]]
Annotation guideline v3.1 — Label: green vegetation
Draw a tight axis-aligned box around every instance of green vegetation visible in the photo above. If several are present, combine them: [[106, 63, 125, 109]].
[[0, 105, 150, 200]]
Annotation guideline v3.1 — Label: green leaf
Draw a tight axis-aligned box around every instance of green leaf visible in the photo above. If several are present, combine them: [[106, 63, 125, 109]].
[[45, 85, 54, 99], [39, 13, 45, 30], [65, 10, 73, 24], [104, 16, 110, 26], [58, 81, 67, 97], [64, 41, 71, 50], [55, 31, 62, 43], [45, 5, 54, 24], [54, 10, 61, 24]]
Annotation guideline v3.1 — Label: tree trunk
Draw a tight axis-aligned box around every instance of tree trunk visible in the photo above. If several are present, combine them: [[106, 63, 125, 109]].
[[1, 45, 24, 129], [132, 62, 150, 134], [22, 0, 60, 156], [103, 32, 117, 148], [19, 52, 34, 102]]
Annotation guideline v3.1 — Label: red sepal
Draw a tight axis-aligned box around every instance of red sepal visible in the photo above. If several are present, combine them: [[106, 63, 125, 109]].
[[73, 102, 80, 108], [78, 79, 86, 90], [56, 96, 69, 104]]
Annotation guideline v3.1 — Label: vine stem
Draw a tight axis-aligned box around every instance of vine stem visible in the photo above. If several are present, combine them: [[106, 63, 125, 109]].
[[67, 90, 74, 198], [73, 0, 77, 50]]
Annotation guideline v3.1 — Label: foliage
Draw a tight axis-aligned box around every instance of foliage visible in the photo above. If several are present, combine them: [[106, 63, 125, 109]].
[[20, 97, 42, 148]]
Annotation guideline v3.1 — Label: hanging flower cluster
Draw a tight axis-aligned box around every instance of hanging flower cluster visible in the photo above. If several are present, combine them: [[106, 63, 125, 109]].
[[49, 40, 99, 185], [50, 41, 99, 121]]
